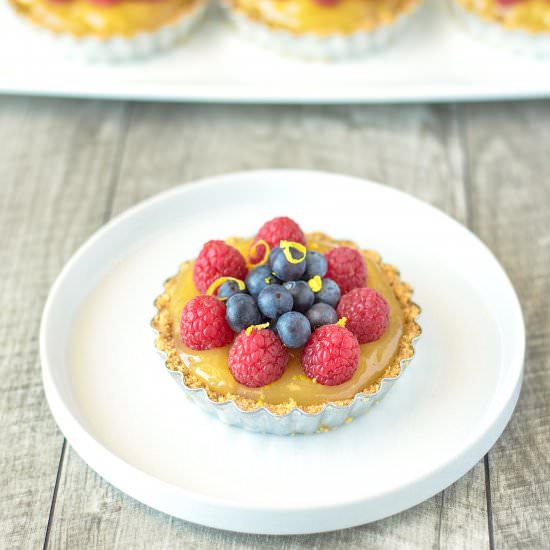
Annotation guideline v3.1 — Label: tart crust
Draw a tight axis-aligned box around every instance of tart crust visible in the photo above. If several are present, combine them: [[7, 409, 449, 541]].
[[152, 232, 421, 415]]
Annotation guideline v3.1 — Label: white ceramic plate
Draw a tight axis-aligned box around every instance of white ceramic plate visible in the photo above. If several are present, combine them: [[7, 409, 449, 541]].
[[41, 170, 525, 535], [3, 0, 550, 103]]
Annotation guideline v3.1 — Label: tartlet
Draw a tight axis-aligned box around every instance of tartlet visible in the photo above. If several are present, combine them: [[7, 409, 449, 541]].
[[220, 0, 424, 59], [452, 0, 550, 56], [152, 222, 421, 435], [7, 0, 207, 62]]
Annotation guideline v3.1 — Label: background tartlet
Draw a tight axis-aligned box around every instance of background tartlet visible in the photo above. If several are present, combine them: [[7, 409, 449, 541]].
[[7, 0, 208, 62], [451, 0, 550, 57], [220, 0, 424, 59]]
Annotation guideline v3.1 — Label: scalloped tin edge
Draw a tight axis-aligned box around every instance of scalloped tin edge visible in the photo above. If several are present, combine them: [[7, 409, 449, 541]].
[[151, 286, 422, 436]]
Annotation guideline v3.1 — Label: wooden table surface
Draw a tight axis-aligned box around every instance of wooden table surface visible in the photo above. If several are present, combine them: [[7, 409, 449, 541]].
[[1, 97, 549, 550]]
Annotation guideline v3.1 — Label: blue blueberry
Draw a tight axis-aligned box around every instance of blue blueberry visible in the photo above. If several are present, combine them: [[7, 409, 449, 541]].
[[305, 251, 328, 279], [225, 293, 263, 332], [283, 280, 315, 313], [306, 303, 338, 329], [218, 280, 245, 300], [257, 284, 293, 320], [269, 246, 306, 282], [315, 278, 341, 308], [245, 265, 280, 298], [276, 312, 311, 349]]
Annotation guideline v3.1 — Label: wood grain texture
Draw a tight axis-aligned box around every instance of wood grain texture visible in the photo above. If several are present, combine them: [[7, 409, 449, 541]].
[[0, 97, 129, 550], [43, 102, 489, 549], [463, 101, 550, 550]]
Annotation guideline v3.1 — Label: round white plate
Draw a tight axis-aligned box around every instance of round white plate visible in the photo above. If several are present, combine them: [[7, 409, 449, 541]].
[[41, 170, 525, 535]]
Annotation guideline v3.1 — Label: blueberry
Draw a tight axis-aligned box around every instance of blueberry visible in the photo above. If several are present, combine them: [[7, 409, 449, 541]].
[[257, 284, 293, 320], [245, 265, 280, 298], [276, 312, 311, 349], [270, 247, 306, 282], [225, 293, 263, 332], [305, 250, 328, 279], [306, 303, 338, 329], [218, 280, 245, 300], [315, 278, 341, 308], [283, 280, 315, 313]]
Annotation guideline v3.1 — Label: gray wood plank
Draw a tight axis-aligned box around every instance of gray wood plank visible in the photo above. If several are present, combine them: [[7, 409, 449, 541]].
[[463, 100, 550, 550], [0, 97, 129, 550], [46, 102, 489, 549]]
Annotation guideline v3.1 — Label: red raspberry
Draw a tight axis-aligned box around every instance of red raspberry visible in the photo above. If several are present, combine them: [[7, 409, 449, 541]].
[[337, 288, 390, 344], [180, 295, 234, 350], [325, 246, 367, 295], [251, 216, 306, 262], [228, 328, 288, 387], [302, 325, 360, 386], [193, 240, 248, 294]]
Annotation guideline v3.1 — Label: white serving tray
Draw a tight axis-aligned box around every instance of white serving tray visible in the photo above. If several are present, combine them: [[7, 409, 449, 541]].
[[2, 0, 550, 103]]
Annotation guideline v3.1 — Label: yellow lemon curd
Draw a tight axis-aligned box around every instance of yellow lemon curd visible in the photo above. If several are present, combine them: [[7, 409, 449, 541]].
[[166, 234, 406, 407], [9, 0, 199, 37], [457, 0, 550, 32], [228, 0, 420, 34]]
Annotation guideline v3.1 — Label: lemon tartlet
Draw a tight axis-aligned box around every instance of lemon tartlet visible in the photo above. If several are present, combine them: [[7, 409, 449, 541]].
[[221, 0, 423, 59], [152, 229, 421, 435], [452, 0, 550, 56], [8, 0, 207, 61]]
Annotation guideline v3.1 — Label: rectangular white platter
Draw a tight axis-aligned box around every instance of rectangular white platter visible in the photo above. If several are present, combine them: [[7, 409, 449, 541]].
[[1, 0, 550, 104]]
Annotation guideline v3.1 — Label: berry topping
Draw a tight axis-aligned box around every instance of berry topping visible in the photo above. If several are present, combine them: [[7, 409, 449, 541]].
[[305, 250, 328, 279], [270, 244, 307, 282], [245, 264, 280, 298], [229, 327, 289, 387], [225, 293, 263, 333], [337, 287, 390, 344], [283, 280, 315, 313], [314, 278, 341, 308], [180, 295, 234, 351], [193, 240, 248, 294], [302, 323, 360, 386], [257, 284, 294, 319], [306, 302, 338, 329], [251, 216, 306, 263], [276, 311, 312, 349], [325, 246, 367, 295]]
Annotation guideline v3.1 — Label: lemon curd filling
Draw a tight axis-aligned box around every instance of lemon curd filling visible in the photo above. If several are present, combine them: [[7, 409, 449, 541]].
[[9, 0, 198, 37], [165, 233, 406, 407], [457, 0, 550, 32], [229, 0, 420, 34]]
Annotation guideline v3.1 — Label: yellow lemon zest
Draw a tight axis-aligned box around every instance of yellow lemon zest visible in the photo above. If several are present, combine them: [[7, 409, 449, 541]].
[[248, 239, 271, 267], [280, 240, 307, 264], [206, 277, 246, 299], [336, 317, 348, 328], [245, 322, 270, 336], [308, 275, 323, 292]]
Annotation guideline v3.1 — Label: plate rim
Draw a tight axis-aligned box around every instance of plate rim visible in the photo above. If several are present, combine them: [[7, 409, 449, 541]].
[[40, 169, 526, 534]]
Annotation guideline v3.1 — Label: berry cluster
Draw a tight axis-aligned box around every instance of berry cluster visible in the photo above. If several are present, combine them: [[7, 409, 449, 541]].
[[180, 216, 390, 389]]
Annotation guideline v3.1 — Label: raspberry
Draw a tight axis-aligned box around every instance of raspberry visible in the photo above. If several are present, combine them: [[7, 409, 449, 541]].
[[337, 288, 390, 344], [193, 240, 248, 294], [251, 217, 306, 263], [228, 328, 288, 387], [180, 295, 234, 350], [302, 324, 360, 386], [325, 246, 367, 295]]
